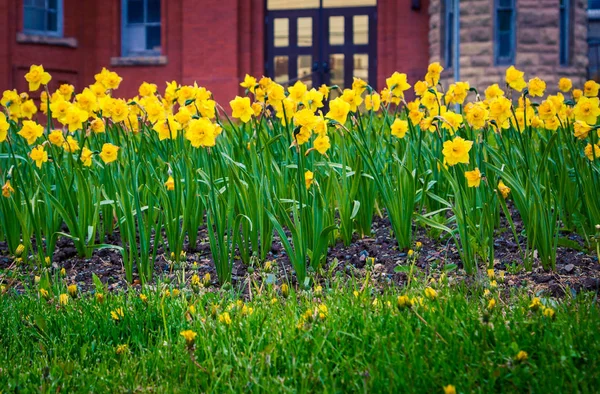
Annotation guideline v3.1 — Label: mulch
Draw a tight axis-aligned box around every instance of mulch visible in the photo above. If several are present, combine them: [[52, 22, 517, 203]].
[[1, 204, 599, 298]]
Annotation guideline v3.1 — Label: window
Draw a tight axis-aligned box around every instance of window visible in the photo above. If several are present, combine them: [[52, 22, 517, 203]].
[[494, 0, 515, 65], [443, 0, 454, 69], [588, 0, 600, 80], [23, 0, 62, 36], [559, 0, 571, 66], [122, 0, 161, 57]]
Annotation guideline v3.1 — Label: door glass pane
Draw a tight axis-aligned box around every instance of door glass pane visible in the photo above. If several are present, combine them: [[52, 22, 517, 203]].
[[274, 56, 289, 83], [297, 17, 312, 47], [274, 18, 289, 47], [298, 55, 313, 88], [268, 0, 319, 10], [329, 54, 345, 90], [329, 16, 344, 45], [354, 54, 368, 82], [353, 15, 368, 45], [323, 0, 376, 7]]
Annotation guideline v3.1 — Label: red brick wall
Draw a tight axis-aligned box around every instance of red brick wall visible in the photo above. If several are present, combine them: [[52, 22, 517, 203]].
[[1, 0, 427, 102], [377, 0, 430, 93]]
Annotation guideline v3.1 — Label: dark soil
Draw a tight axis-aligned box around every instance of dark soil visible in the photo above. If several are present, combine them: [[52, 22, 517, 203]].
[[1, 205, 599, 298]]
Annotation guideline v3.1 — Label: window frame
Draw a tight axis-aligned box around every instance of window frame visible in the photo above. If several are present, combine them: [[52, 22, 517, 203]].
[[121, 0, 162, 57], [442, 0, 454, 69], [494, 0, 516, 66], [23, 0, 63, 37], [559, 0, 571, 66]]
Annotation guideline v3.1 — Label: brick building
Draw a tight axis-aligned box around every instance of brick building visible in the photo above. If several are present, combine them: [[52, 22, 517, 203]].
[[0, 0, 592, 100], [429, 0, 589, 90], [0, 0, 430, 101]]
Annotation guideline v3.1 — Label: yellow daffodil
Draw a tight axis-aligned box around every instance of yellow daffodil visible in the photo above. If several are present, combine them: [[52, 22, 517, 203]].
[[185, 118, 217, 148], [313, 134, 330, 155], [464, 168, 482, 187], [240, 74, 257, 93], [498, 180, 511, 199], [505, 66, 527, 92], [442, 137, 473, 166], [584, 143, 600, 161], [17, 120, 44, 145], [29, 145, 48, 169], [390, 118, 408, 139], [527, 77, 546, 97], [99, 143, 119, 164], [573, 96, 600, 124], [0, 112, 9, 142], [180, 330, 197, 346], [2, 180, 14, 198], [25, 64, 52, 91], [80, 147, 93, 167], [325, 97, 351, 125], [558, 77, 572, 92], [584, 80, 600, 97], [230, 95, 254, 123], [305, 170, 314, 190]]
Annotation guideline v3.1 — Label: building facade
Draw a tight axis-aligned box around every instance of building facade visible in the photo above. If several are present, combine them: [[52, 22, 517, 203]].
[[0, 0, 430, 101], [429, 0, 589, 91], [0, 0, 592, 101]]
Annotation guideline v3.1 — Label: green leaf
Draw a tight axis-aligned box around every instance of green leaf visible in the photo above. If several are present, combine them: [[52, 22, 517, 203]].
[[443, 264, 458, 272], [92, 273, 105, 293]]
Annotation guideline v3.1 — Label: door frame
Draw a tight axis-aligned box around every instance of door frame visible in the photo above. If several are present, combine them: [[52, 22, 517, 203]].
[[265, 4, 377, 90]]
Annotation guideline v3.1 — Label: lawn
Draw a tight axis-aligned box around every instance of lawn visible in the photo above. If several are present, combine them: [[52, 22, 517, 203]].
[[1, 274, 599, 392]]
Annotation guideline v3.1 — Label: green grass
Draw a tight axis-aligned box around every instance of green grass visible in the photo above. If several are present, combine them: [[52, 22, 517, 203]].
[[0, 277, 599, 393]]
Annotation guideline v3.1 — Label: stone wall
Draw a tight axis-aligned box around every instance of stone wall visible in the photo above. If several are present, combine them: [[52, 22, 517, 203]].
[[429, 0, 588, 92]]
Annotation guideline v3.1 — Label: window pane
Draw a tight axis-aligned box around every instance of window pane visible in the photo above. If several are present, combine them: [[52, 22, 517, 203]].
[[497, 10, 512, 32], [146, 25, 161, 51], [48, 0, 57, 10], [267, 0, 319, 10], [498, 0, 513, 7], [298, 55, 312, 88], [591, 0, 600, 9], [297, 17, 312, 47], [125, 25, 146, 53], [353, 15, 368, 45], [329, 16, 344, 45], [329, 53, 344, 89], [274, 56, 289, 83], [24, 8, 46, 31], [498, 32, 511, 59], [323, 0, 376, 7], [47, 10, 57, 32], [147, 0, 161, 23], [446, 13, 454, 67], [353, 54, 368, 82], [127, 0, 144, 24], [274, 18, 289, 47]]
